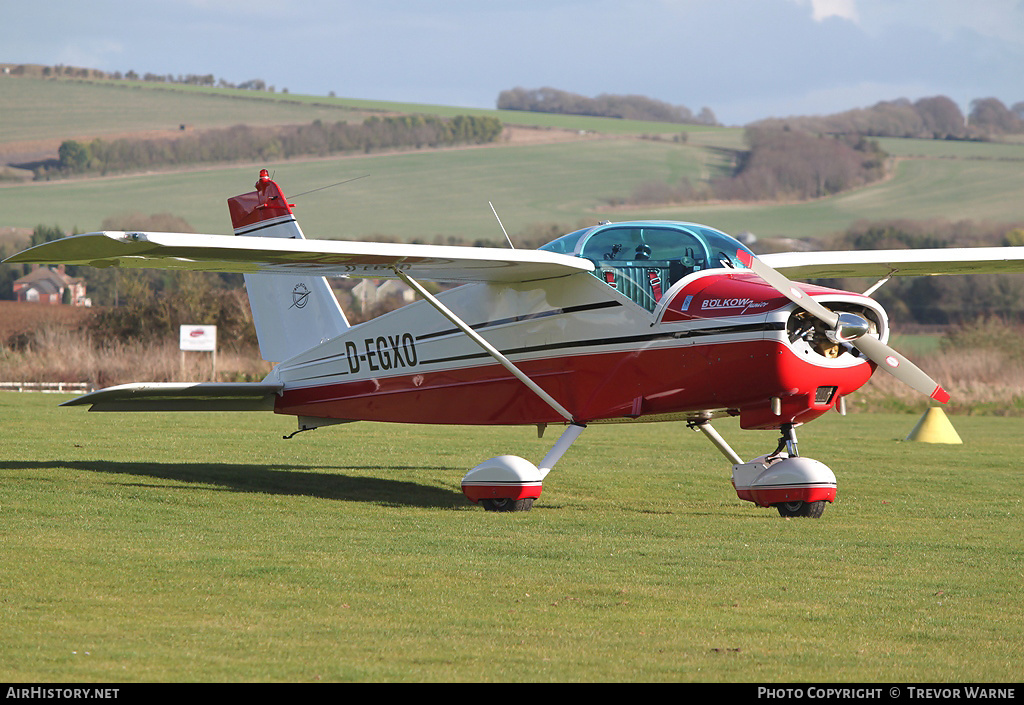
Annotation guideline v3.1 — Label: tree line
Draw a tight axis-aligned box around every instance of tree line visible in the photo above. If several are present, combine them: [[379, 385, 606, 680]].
[[43, 114, 503, 179], [4, 216, 1024, 347], [3, 63, 288, 94], [497, 86, 718, 125], [807, 219, 1024, 325], [751, 95, 1024, 139], [852, 221, 1024, 325]]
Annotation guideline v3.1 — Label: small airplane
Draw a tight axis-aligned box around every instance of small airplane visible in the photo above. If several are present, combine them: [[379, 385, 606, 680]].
[[9, 169, 1024, 517]]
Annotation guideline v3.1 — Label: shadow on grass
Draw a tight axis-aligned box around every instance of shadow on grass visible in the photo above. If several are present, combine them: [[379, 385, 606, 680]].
[[10, 460, 472, 509]]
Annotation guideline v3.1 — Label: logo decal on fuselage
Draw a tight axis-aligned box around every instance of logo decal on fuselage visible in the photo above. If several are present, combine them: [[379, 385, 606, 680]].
[[291, 283, 310, 309], [701, 297, 769, 313]]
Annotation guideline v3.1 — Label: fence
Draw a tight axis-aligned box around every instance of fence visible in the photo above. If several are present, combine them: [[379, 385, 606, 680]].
[[0, 382, 95, 393]]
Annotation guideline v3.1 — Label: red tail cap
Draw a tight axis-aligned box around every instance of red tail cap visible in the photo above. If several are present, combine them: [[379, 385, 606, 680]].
[[227, 170, 295, 231]]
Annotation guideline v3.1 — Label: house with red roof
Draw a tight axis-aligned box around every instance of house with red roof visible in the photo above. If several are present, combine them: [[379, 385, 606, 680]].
[[12, 265, 89, 306]]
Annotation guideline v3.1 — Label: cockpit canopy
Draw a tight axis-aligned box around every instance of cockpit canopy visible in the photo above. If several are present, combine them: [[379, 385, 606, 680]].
[[539, 221, 755, 311]]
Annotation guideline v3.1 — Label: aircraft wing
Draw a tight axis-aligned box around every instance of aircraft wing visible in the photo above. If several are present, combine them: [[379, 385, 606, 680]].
[[61, 383, 283, 411], [760, 246, 1024, 279], [4, 231, 594, 284]]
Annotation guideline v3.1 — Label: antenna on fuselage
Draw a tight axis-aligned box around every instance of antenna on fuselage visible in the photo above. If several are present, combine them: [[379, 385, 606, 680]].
[[489, 201, 515, 249], [290, 173, 370, 200]]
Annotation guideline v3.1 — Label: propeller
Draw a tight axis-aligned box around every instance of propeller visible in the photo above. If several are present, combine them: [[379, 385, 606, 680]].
[[737, 250, 950, 403]]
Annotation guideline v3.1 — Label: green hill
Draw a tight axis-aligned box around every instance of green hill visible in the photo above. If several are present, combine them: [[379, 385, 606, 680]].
[[1, 75, 1022, 244]]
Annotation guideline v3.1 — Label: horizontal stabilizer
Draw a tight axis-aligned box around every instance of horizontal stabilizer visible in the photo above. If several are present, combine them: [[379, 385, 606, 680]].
[[5, 231, 594, 284], [761, 246, 1024, 279], [62, 383, 282, 412]]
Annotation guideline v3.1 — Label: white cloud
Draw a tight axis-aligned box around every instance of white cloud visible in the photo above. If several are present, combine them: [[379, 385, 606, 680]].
[[812, 0, 859, 22], [794, 0, 860, 23]]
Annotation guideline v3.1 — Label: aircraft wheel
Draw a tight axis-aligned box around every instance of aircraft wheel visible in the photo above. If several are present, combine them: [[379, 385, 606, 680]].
[[480, 497, 534, 512], [775, 500, 826, 518]]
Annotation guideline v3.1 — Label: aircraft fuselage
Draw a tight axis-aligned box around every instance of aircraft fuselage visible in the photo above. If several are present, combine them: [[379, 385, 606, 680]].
[[271, 267, 881, 430]]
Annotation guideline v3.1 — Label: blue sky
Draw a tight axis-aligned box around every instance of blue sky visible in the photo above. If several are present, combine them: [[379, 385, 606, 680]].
[[4, 0, 1023, 125]]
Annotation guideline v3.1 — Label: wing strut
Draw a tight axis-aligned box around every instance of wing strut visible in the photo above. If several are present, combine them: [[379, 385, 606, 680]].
[[391, 266, 576, 423]]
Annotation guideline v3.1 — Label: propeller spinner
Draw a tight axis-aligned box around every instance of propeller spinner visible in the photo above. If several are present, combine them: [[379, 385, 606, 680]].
[[737, 250, 950, 404]]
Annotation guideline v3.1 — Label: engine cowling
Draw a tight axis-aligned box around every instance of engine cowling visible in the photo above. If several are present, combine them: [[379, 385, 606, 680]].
[[663, 271, 886, 429]]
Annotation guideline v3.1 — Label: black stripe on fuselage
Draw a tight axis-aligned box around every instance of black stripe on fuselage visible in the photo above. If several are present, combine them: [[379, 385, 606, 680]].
[[284, 300, 623, 371], [419, 321, 785, 366], [284, 319, 784, 383]]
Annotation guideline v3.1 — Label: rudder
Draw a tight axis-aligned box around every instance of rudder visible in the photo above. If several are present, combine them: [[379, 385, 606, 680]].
[[229, 170, 350, 362]]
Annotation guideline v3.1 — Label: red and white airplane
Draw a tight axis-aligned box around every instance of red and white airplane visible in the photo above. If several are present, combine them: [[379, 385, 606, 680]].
[[9, 170, 1024, 517]]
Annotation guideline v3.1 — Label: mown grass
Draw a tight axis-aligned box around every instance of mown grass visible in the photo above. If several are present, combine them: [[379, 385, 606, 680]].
[[1, 391, 1021, 682]]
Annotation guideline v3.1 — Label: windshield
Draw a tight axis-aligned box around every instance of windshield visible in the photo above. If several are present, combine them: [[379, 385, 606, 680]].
[[539, 222, 752, 268], [538, 226, 596, 255], [538, 222, 755, 311]]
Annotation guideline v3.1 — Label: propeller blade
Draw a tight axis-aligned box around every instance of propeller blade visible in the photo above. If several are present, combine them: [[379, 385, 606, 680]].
[[850, 334, 950, 403], [737, 250, 949, 404], [737, 250, 838, 327]]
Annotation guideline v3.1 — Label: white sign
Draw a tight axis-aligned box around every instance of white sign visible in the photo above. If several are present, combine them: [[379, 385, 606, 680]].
[[179, 325, 217, 352]]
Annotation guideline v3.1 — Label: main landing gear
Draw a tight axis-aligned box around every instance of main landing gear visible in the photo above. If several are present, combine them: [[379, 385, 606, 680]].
[[461, 423, 587, 512], [479, 497, 535, 513], [691, 420, 836, 518], [390, 264, 587, 513]]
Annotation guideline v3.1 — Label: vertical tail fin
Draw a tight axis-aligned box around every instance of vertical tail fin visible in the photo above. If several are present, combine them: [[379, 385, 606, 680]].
[[229, 170, 350, 362]]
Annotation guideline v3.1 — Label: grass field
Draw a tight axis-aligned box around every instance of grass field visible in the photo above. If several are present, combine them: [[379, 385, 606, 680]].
[[3, 73, 1024, 684], [0, 77, 367, 145], [1, 391, 1021, 682], [3, 138, 1024, 245], [0, 139, 710, 241], [45, 77, 731, 137], [3, 76, 1023, 244], [636, 156, 1024, 241], [0, 75, 715, 149]]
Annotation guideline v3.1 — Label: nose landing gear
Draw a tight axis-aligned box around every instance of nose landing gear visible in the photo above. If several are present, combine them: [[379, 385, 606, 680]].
[[692, 420, 836, 518]]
